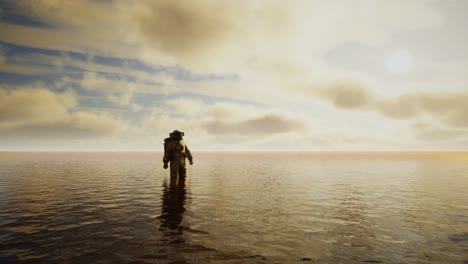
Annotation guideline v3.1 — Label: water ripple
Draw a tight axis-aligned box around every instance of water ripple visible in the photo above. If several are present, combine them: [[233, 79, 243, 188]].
[[0, 152, 467, 263]]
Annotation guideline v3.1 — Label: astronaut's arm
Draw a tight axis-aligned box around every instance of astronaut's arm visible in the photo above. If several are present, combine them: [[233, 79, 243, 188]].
[[185, 145, 193, 163], [163, 143, 170, 164]]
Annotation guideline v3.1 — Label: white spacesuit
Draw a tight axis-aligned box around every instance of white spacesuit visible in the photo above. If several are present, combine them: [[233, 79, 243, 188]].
[[163, 130, 193, 178]]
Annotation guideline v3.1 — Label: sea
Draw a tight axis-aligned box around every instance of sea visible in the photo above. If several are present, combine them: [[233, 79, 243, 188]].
[[0, 152, 467, 263]]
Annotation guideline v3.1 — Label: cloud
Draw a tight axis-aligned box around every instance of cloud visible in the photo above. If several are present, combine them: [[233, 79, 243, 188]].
[[1, 0, 466, 151], [375, 93, 468, 128], [135, 1, 242, 59], [0, 0, 134, 57], [317, 81, 468, 128], [10, 0, 113, 29], [2, 0, 445, 63], [0, 23, 130, 57], [444, 108, 468, 128], [418, 94, 468, 128], [0, 88, 76, 124], [203, 113, 305, 136], [139, 98, 311, 150], [163, 98, 206, 116], [0, 43, 52, 75], [374, 94, 420, 119], [0, 112, 126, 140], [0, 87, 127, 142], [130, 0, 294, 70], [77, 72, 138, 107], [0, 46, 4, 64], [8, 52, 133, 77], [320, 81, 373, 109], [0, 63, 52, 75], [411, 122, 467, 141]]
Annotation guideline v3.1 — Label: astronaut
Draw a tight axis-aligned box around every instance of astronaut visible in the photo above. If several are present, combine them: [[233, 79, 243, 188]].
[[163, 130, 193, 178]]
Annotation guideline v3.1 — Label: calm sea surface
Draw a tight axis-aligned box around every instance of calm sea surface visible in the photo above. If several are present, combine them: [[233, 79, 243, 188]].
[[0, 152, 467, 263]]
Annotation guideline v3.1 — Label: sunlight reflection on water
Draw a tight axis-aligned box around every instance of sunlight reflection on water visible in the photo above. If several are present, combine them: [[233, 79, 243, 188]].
[[0, 152, 467, 263]]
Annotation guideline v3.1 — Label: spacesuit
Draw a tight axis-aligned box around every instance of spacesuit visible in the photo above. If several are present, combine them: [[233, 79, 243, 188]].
[[163, 130, 193, 178]]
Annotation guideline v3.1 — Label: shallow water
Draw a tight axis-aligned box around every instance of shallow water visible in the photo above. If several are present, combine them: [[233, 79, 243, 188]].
[[0, 152, 467, 263]]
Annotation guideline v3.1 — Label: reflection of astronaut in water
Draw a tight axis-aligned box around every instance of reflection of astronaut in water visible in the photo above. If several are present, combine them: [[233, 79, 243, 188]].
[[163, 130, 193, 178], [158, 177, 187, 244]]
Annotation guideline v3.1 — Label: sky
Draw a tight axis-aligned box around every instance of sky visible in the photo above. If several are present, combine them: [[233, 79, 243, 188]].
[[0, 0, 467, 151]]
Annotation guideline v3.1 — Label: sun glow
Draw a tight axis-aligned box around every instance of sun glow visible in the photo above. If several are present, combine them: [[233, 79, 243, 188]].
[[385, 49, 413, 75]]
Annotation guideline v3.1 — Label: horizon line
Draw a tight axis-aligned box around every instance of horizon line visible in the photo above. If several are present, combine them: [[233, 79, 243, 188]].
[[1, 150, 468, 153]]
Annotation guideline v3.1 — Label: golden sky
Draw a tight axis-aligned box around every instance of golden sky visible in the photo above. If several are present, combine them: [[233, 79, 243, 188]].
[[0, 0, 467, 151]]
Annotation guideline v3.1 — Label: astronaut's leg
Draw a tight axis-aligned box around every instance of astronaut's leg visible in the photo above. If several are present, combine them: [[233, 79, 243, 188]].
[[178, 158, 187, 178], [170, 160, 179, 178]]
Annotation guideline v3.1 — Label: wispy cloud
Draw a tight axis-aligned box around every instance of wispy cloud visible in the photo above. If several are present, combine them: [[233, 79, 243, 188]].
[[0, 87, 127, 145], [0, 0, 467, 150], [315, 80, 468, 129], [203, 114, 305, 136]]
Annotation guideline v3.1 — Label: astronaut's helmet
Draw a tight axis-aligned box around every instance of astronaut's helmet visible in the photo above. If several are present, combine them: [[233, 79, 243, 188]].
[[170, 130, 184, 140]]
